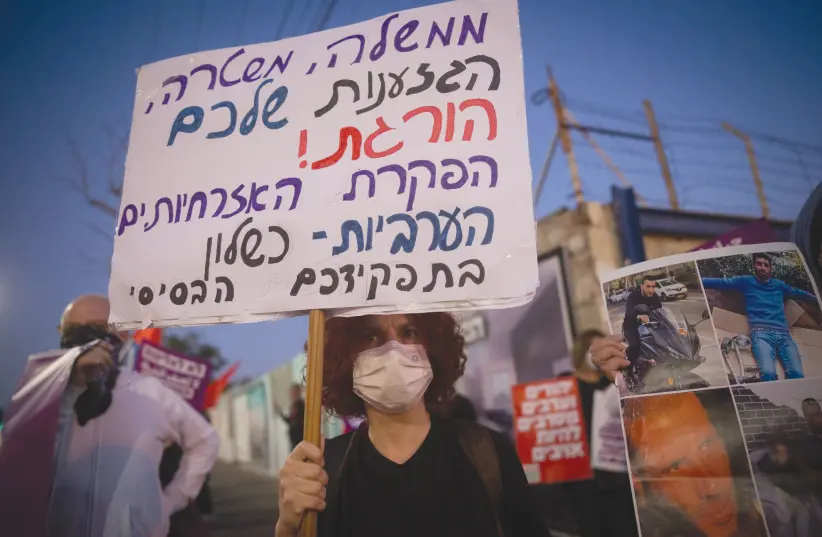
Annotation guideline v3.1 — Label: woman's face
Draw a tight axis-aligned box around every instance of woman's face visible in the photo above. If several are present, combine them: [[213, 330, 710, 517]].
[[357, 314, 421, 352]]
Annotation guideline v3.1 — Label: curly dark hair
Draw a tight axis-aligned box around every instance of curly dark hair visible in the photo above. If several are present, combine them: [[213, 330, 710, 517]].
[[320, 312, 466, 418]]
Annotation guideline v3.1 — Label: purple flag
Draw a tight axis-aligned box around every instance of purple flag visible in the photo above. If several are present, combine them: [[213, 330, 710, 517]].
[[690, 218, 777, 252]]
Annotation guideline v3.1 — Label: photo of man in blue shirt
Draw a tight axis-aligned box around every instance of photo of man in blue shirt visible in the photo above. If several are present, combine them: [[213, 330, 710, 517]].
[[701, 253, 818, 382]]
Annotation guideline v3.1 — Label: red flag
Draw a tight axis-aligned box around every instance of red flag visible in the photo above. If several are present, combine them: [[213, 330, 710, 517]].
[[133, 328, 162, 345], [204, 362, 240, 410]]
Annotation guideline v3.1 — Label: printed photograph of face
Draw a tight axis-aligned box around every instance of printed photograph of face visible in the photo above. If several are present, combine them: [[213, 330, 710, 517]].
[[602, 261, 727, 396], [732, 378, 822, 537], [697, 250, 822, 384], [623, 389, 768, 537]]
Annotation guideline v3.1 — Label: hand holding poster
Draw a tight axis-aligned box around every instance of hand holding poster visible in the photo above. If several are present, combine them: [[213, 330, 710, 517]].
[[512, 377, 592, 484], [109, 0, 537, 329], [135, 342, 213, 411], [598, 243, 822, 537]]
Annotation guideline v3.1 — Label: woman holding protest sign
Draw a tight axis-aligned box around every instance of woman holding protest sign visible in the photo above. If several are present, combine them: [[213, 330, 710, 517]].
[[275, 312, 550, 537]]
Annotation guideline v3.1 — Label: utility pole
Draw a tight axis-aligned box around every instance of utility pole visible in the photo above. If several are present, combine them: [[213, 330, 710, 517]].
[[722, 122, 770, 219], [547, 67, 584, 206], [564, 109, 648, 208], [643, 100, 680, 210], [533, 129, 559, 209]]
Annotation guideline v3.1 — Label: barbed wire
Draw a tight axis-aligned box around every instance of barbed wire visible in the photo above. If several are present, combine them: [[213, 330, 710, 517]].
[[550, 99, 822, 219]]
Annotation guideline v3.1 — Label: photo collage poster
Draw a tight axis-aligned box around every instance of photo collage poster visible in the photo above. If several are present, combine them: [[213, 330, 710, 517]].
[[600, 243, 822, 537]]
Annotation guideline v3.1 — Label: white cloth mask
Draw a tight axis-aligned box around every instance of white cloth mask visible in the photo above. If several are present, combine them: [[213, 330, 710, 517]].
[[352, 340, 433, 414]]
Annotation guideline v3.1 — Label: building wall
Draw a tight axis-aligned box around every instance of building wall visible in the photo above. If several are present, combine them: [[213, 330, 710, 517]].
[[212, 394, 235, 463], [732, 386, 808, 452], [536, 203, 623, 337], [643, 234, 705, 259]]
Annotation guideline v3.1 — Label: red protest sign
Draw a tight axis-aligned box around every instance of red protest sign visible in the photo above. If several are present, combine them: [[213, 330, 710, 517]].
[[512, 377, 592, 484]]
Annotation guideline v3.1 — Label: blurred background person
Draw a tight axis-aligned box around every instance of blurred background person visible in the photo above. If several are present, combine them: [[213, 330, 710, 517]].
[[561, 329, 638, 537], [276, 383, 305, 450], [0, 294, 220, 537], [159, 410, 217, 536]]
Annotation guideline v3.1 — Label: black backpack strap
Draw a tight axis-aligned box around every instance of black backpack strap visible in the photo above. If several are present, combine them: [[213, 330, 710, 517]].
[[454, 420, 504, 537]]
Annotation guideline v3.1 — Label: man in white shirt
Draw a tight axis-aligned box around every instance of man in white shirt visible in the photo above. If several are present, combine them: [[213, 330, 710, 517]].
[[0, 294, 220, 537]]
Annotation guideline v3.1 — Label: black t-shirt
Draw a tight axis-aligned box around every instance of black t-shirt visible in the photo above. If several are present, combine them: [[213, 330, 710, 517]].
[[324, 417, 550, 537]]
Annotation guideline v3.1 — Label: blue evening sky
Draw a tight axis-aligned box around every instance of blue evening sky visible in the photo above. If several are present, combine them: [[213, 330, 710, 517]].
[[1, 0, 821, 405]]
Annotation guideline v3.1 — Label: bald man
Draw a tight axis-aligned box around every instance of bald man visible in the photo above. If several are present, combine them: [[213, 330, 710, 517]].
[[0, 294, 219, 537]]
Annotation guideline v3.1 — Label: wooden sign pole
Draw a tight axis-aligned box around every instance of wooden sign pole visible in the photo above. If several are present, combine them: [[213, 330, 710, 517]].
[[299, 309, 326, 537]]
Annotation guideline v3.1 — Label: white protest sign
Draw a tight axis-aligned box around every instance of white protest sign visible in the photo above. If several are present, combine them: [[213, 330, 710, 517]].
[[109, 0, 537, 329]]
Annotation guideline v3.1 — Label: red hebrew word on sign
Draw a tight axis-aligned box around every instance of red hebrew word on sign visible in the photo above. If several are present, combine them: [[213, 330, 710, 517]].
[[512, 377, 592, 484]]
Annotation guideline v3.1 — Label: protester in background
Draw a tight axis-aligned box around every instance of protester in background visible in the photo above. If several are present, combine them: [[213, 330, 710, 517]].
[[159, 442, 213, 537], [159, 411, 217, 536], [276, 313, 550, 537], [278, 383, 305, 450], [702, 253, 817, 381], [0, 294, 219, 537], [622, 276, 663, 388], [560, 329, 638, 537], [792, 181, 822, 292]]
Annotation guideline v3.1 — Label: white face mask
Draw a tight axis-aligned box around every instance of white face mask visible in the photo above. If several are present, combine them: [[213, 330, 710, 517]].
[[353, 340, 433, 414]]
